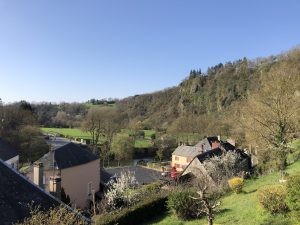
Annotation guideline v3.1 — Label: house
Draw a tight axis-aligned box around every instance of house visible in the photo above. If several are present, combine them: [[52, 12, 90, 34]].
[[171, 145, 203, 171], [182, 143, 251, 178], [0, 138, 19, 169], [171, 136, 222, 171], [0, 158, 59, 225], [100, 166, 162, 190], [26, 142, 100, 209]]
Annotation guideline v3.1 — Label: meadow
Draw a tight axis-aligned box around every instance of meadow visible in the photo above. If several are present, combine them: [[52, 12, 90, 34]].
[[144, 159, 300, 225]]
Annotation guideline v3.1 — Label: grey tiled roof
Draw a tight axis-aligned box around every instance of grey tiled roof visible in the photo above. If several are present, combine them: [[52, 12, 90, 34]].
[[54, 143, 99, 169], [172, 145, 203, 157], [0, 139, 18, 161], [0, 159, 59, 225], [34, 142, 99, 171], [101, 166, 161, 185]]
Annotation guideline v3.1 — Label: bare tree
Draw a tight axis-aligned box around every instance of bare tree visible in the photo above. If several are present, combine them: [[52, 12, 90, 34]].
[[82, 107, 125, 166], [191, 173, 222, 225]]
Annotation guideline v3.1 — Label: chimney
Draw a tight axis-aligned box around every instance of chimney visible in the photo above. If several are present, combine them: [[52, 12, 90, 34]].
[[49, 176, 62, 200], [33, 162, 44, 188], [227, 138, 236, 146]]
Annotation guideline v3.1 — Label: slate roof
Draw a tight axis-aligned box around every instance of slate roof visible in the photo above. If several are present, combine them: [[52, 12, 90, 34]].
[[195, 136, 219, 152], [54, 143, 99, 169], [196, 148, 224, 162], [35, 142, 99, 171], [0, 159, 59, 225], [0, 139, 18, 161], [172, 145, 203, 158], [101, 166, 161, 185]]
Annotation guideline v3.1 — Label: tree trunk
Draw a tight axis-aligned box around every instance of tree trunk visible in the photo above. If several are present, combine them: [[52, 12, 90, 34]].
[[207, 216, 213, 225]]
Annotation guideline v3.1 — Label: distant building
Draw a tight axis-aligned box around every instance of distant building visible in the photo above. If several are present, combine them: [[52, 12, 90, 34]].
[[26, 142, 100, 208], [0, 138, 19, 169], [0, 159, 60, 224]]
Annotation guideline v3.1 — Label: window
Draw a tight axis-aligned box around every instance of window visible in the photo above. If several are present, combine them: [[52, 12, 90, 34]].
[[87, 182, 92, 196], [175, 156, 179, 161]]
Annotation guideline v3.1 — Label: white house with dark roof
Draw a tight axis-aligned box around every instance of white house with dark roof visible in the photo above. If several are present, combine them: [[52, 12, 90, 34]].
[[0, 138, 19, 169], [26, 142, 100, 209]]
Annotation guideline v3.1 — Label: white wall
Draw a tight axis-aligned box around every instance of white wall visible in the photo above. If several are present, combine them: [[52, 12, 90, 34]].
[[5, 155, 19, 169]]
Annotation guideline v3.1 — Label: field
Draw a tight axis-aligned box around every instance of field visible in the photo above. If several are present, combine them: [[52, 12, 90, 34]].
[[41, 127, 154, 148], [41, 127, 90, 139], [144, 159, 300, 225]]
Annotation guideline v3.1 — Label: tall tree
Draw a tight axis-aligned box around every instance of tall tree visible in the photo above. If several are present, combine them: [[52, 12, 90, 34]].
[[82, 107, 125, 166], [241, 63, 300, 170], [111, 134, 134, 166]]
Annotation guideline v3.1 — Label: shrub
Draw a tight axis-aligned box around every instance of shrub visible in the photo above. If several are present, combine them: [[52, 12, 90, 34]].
[[228, 177, 244, 193], [16, 205, 88, 225], [95, 194, 167, 225], [257, 185, 288, 214], [104, 171, 139, 210], [286, 174, 300, 221], [167, 189, 201, 220]]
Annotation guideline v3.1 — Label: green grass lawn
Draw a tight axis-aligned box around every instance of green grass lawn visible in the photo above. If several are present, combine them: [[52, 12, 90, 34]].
[[41, 127, 154, 148], [41, 127, 91, 139], [144, 160, 300, 225]]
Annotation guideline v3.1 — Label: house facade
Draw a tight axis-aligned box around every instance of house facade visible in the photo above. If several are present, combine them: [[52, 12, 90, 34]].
[[0, 138, 19, 169], [26, 142, 100, 208], [171, 136, 222, 171], [171, 145, 203, 171]]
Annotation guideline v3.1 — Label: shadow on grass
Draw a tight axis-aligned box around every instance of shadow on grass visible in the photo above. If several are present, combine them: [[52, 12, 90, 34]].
[[217, 208, 231, 217], [141, 212, 171, 225], [243, 189, 257, 194]]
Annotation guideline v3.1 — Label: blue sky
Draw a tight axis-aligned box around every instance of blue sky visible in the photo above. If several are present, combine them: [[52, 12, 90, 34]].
[[0, 0, 299, 103]]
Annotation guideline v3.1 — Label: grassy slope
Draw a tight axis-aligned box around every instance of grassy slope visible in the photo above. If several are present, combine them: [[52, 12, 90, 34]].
[[145, 160, 300, 225]]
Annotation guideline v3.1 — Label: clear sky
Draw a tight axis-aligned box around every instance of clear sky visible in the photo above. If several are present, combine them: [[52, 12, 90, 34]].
[[0, 0, 299, 103]]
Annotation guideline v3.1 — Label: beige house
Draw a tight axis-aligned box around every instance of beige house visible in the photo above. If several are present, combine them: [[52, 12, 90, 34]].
[[172, 136, 222, 171], [26, 142, 100, 209], [172, 146, 203, 171]]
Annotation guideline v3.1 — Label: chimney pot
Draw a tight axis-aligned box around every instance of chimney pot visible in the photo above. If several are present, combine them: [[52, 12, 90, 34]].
[[33, 162, 44, 189]]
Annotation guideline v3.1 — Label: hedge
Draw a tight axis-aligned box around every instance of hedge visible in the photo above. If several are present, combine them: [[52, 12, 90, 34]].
[[95, 194, 167, 225]]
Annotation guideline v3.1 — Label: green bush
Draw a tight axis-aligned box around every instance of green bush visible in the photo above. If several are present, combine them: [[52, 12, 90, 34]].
[[95, 194, 167, 225], [143, 182, 162, 194], [167, 189, 201, 220], [286, 174, 300, 221], [257, 185, 288, 214]]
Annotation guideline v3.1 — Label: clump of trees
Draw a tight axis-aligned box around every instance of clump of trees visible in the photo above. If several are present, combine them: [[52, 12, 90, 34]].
[[82, 107, 127, 166], [0, 101, 49, 164]]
